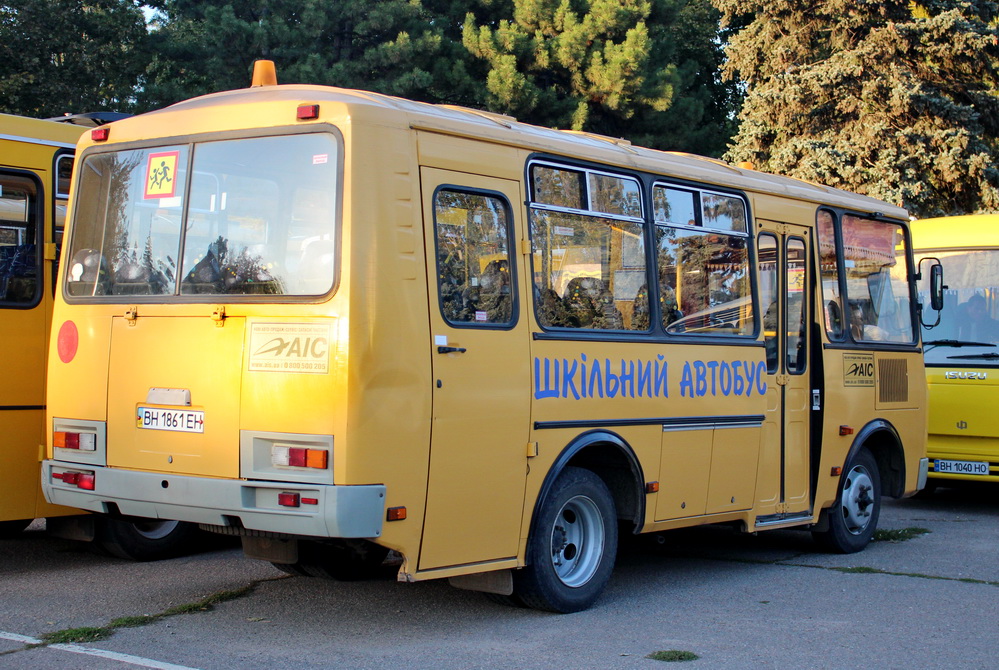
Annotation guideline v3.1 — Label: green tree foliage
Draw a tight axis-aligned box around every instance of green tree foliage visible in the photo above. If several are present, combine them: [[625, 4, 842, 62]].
[[0, 0, 148, 117], [715, 0, 999, 217], [463, 0, 738, 154], [138, 0, 485, 111]]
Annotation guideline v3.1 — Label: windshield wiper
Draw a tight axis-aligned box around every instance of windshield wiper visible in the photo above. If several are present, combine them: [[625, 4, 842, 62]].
[[924, 339, 996, 352], [947, 352, 999, 360]]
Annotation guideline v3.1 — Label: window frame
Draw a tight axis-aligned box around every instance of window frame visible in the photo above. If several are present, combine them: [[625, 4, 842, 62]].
[[62, 125, 345, 305], [0, 168, 44, 310], [431, 184, 519, 330]]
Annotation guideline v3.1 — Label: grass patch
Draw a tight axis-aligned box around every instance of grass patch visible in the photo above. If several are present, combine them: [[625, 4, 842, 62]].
[[42, 626, 112, 644], [35, 578, 276, 649], [647, 650, 700, 662], [874, 527, 930, 543]]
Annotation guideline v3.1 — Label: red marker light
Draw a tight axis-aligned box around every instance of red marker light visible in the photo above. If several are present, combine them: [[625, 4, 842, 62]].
[[296, 104, 320, 120], [277, 492, 301, 507], [91, 127, 109, 142], [57, 320, 79, 363], [78, 472, 96, 490]]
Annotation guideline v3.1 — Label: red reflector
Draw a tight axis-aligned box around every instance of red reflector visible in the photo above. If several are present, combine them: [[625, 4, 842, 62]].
[[831, 466, 843, 476], [288, 448, 307, 467], [839, 425, 854, 436], [301, 497, 318, 505], [91, 127, 109, 142], [78, 473, 96, 490], [52, 472, 64, 481], [61, 472, 80, 485], [386, 506, 407, 521], [278, 492, 300, 508], [57, 320, 79, 363], [296, 104, 319, 120]]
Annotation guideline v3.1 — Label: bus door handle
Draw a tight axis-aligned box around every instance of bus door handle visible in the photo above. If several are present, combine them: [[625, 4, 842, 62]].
[[437, 346, 467, 354]]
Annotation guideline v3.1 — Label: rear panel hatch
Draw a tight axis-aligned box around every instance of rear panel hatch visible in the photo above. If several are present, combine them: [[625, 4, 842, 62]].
[[106, 314, 244, 477]]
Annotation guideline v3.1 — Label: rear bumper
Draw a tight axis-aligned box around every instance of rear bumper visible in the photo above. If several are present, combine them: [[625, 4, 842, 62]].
[[41, 461, 386, 539]]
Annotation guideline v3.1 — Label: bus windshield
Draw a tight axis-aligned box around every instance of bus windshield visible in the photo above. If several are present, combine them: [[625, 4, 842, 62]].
[[915, 248, 999, 365], [66, 132, 339, 299]]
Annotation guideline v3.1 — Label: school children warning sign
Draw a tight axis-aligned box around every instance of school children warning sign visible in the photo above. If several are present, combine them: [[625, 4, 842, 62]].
[[144, 150, 179, 199]]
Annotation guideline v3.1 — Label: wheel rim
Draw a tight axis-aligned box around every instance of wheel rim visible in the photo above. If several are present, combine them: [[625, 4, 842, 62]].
[[549, 494, 604, 588], [128, 519, 180, 540], [840, 464, 875, 535]]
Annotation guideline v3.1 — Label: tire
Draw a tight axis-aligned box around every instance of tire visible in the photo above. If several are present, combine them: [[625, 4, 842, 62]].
[[95, 517, 202, 561], [512, 467, 617, 613], [293, 539, 390, 580], [813, 448, 881, 553], [0, 519, 31, 538]]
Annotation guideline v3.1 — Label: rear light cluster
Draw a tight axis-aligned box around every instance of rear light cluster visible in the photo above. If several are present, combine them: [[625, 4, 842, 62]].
[[52, 470, 95, 490], [54, 431, 97, 451], [271, 445, 328, 470], [277, 492, 319, 508]]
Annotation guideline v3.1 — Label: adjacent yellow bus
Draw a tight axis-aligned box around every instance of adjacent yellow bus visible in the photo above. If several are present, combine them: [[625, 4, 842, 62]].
[[0, 113, 198, 559], [911, 215, 999, 486], [43, 62, 930, 611]]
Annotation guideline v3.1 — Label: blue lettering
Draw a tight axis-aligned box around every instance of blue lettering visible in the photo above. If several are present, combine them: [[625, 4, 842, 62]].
[[637, 360, 652, 397], [655, 355, 668, 398], [619, 360, 635, 398], [743, 361, 757, 397], [733, 363, 745, 396], [680, 362, 694, 398], [580, 354, 588, 398], [756, 361, 768, 395], [707, 361, 719, 396], [561, 358, 580, 400], [719, 361, 733, 396], [694, 361, 708, 397], [534, 358, 558, 399], [588, 358, 604, 398], [605, 360, 620, 398]]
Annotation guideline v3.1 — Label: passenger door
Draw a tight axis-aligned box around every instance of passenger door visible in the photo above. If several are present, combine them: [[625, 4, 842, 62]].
[[757, 222, 812, 518], [418, 168, 531, 570]]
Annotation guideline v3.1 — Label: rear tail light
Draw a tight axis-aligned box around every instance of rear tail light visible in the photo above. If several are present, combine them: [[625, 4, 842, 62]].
[[277, 492, 300, 507], [271, 446, 329, 470], [54, 431, 97, 451], [53, 469, 96, 490]]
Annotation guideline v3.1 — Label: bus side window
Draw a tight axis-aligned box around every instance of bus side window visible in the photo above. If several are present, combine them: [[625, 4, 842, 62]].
[[433, 189, 514, 326], [0, 175, 39, 305]]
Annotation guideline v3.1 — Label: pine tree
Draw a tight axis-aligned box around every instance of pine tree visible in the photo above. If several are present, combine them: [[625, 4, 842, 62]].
[[715, 0, 999, 217], [462, 0, 739, 154], [0, 0, 148, 117], [137, 0, 485, 111]]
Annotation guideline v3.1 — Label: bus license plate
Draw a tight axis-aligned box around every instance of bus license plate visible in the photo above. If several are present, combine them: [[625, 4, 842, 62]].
[[137, 407, 205, 433], [935, 459, 990, 475]]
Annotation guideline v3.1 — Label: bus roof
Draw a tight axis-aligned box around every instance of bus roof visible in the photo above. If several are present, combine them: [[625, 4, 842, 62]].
[[92, 83, 909, 221], [0, 112, 86, 149], [910, 214, 999, 251]]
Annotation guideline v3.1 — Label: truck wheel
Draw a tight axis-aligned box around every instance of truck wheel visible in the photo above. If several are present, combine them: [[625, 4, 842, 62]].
[[96, 518, 201, 561], [513, 467, 617, 613], [813, 448, 881, 553]]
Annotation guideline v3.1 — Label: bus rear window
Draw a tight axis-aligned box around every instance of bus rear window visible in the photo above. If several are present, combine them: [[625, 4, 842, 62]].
[[66, 133, 339, 299]]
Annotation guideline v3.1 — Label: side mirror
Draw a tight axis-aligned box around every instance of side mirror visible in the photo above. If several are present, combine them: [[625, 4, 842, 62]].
[[930, 263, 944, 312]]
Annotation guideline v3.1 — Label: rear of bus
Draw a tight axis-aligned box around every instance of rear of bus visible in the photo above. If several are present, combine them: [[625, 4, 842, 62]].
[[911, 215, 999, 485], [42, 79, 431, 573]]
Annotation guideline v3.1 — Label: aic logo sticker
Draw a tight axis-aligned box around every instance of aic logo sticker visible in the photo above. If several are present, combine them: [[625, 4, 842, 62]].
[[843, 353, 875, 387], [249, 323, 331, 374]]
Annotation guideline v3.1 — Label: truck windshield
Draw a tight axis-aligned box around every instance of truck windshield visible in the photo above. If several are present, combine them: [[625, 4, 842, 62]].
[[914, 248, 999, 366], [66, 132, 339, 299]]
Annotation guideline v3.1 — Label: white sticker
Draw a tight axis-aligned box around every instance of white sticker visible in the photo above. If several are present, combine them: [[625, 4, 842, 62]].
[[248, 322, 332, 374], [313, 154, 329, 165], [475, 311, 488, 321], [553, 225, 574, 236], [434, 335, 448, 346]]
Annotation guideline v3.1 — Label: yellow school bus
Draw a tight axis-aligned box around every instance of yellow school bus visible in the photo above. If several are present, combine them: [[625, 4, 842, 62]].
[[0, 113, 198, 559], [910, 215, 999, 486], [43, 61, 930, 611]]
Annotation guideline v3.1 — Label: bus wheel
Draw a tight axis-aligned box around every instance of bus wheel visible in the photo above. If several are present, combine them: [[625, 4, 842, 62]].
[[513, 467, 617, 613], [0, 519, 31, 538], [813, 448, 881, 554], [296, 539, 390, 580], [96, 518, 201, 561]]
